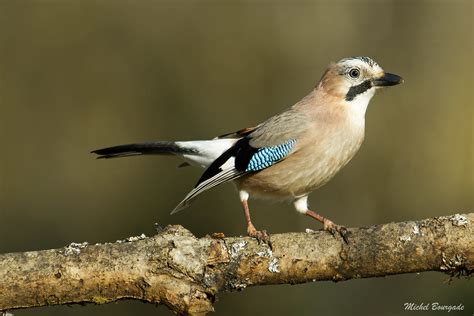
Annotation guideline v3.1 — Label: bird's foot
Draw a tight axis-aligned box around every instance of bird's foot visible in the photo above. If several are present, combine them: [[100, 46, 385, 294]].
[[323, 219, 350, 243], [247, 225, 273, 250], [305, 210, 350, 243]]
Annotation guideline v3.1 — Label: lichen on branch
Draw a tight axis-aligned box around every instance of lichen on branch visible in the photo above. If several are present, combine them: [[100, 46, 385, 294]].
[[0, 213, 472, 315]]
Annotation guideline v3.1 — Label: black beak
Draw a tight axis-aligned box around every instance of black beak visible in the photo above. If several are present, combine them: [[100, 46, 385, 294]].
[[372, 73, 403, 87]]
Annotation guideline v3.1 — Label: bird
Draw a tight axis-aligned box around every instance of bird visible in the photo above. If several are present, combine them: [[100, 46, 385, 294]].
[[92, 56, 403, 247]]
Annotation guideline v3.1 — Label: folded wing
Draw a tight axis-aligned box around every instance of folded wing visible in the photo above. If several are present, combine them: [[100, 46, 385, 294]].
[[172, 108, 310, 213]]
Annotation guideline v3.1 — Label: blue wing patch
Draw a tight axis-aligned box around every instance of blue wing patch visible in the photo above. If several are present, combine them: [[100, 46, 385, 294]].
[[245, 139, 296, 172]]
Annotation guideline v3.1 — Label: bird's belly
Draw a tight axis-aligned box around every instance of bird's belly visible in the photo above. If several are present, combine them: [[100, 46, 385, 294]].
[[236, 134, 363, 199]]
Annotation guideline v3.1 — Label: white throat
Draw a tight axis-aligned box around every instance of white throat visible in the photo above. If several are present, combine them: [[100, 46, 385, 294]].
[[347, 88, 375, 119]]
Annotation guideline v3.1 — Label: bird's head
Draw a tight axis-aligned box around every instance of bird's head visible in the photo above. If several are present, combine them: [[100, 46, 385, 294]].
[[318, 56, 403, 111]]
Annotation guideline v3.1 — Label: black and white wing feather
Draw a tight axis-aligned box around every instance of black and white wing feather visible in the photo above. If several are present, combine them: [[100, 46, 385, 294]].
[[172, 108, 310, 213], [171, 138, 247, 213], [171, 136, 298, 213]]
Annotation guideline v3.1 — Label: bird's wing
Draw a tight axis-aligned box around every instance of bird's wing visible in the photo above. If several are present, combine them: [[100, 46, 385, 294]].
[[171, 109, 310, 213], [247, 108, 310, 147]]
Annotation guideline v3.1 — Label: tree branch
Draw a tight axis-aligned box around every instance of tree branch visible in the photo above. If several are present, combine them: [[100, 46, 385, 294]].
[[1, 213, 472, 315]]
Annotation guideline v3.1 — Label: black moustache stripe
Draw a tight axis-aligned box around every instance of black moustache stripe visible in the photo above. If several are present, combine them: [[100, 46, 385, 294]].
[[345, 80, 372, 101]]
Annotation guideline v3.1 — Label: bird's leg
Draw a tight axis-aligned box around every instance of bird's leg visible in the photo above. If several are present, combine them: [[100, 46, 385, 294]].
[[294, 196, 349, 243], [240, 191, 272, 249]]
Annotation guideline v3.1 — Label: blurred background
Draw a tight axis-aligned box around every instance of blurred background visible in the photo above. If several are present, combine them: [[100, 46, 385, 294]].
[[0, 0, 472, 315]]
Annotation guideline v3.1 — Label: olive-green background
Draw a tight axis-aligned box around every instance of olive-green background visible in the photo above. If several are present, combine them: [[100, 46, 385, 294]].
[[0, 0, 472, 315]]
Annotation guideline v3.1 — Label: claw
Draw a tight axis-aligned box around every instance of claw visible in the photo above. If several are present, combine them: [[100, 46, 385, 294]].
[[323, 219, 350, 243], [338, 226, 350, 244], [248, 227, 273, 250]]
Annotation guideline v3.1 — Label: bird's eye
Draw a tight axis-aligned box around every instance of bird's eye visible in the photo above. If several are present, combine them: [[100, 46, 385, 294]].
[[349, 68, 360, 79]]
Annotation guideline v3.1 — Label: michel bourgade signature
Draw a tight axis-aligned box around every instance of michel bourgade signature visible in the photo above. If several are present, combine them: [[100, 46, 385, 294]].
[[404, 302, 465, 313]]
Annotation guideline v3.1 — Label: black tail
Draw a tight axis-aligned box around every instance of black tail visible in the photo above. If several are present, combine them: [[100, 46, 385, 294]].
[[92, 141, 195, 159]]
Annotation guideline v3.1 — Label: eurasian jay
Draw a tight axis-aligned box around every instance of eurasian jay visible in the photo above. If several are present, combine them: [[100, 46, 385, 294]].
[[93, 56, 403, 246]]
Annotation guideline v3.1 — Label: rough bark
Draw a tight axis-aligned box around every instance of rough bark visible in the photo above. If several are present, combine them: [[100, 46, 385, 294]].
[[1, 213, 472, 315]]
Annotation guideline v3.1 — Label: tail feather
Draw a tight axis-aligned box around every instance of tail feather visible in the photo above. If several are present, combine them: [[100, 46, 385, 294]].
[[92, 141, 196, 159], [93, 138, 237, 169]]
